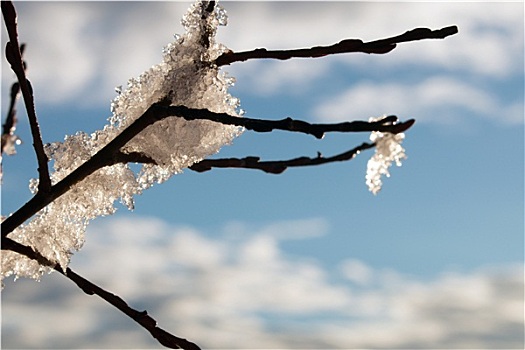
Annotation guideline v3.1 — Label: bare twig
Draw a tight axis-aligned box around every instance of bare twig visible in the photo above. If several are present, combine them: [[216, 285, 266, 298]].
[[113, 142, 376, 174], [2, 236, 201, 350], [62, 267, 201, 350], [113, 151, 157, 164], [1, 44, 24, 155], [189, 143, 376, 174], [1, 83, 22, 154], [2, 1, 51, 193], [112, 142, 376, 174], [216, 25, 458, 66]]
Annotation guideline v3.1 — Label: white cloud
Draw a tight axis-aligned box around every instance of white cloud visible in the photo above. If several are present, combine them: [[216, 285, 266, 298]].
[[2, 216, 523, 349], [314, 76, 524, 125], [227, 58, 330, 97], [340, 258, 374, 286], [2, 2, 98, 103], [2, 2, 521, 110], [220, 2, 523, 94]]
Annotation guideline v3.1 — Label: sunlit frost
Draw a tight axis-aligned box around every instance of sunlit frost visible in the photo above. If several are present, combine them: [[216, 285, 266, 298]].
[[365, 116, 407, 195]]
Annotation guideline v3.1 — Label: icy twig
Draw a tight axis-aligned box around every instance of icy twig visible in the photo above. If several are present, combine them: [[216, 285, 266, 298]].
[[189, 143, 376, 174], [2, 236, 201, 350], [2, 236, 56, 268], [198, 1, 216, 49], [215, 25, 459, 66], [2, 2, 51, 193]]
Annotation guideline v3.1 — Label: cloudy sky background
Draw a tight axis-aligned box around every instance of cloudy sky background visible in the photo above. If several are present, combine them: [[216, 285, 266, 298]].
[[1, 1, 523, 349]]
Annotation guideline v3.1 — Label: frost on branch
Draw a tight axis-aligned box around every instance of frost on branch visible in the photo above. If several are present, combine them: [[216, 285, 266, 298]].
[[1, 1, 242, 284], [112, 1, 242, 187], [366, 116, 407, 195]]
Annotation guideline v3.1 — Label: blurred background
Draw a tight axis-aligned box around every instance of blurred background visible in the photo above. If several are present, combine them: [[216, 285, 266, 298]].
[[2, 1, 523, 348]]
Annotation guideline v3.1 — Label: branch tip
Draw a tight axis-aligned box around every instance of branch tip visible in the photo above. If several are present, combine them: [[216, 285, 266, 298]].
[[216, 24, 458, 66], [2, 2, 51, 192]]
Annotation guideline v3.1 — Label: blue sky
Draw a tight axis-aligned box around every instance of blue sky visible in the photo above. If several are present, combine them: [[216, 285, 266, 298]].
[[1, 1, 523, 349]]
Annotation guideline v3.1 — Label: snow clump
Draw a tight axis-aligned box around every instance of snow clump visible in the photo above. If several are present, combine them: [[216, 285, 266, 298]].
[[1, 1, 242, 284], [365, 116, 407, 195]]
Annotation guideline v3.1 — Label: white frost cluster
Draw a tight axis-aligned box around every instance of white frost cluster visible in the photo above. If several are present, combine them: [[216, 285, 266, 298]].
[[1, 134, 22, 156], [365, 116, 407, 195], [2, 1, 242, 284]]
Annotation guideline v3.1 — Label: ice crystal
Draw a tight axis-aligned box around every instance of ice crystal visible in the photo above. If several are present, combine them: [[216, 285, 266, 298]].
[[366, 116, 407, 195], [1, 134, 22, 156], [1, 1, 242, 284], [1, 133, 22, 182]]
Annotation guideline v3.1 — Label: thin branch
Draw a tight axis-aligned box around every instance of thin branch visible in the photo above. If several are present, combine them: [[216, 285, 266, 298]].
[[2, 236, 57, 268], [199, 1, 216, 49], [155, 106, 415, 139], [1, 236, 201, 350], [189, 143, 376, 174], [1, 83, 21, 154], [113, 151, 157, 165], [215, 25, 458, 66], [1, 44, 24, 155], [2, 1, 51, 193], [1, 104, 413, 238], [112, 142, 376, 174]]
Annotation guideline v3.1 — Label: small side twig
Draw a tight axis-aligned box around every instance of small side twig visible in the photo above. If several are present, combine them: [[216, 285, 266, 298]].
[[1, 83, 22, 154], [2, 236, 201, 350], [1, 44, 24, 156], [113, 143, 376, 174], [113, 151, 157, 165], [216, 25, 458, 66], [189, 142, 376, 174], [2, 1, 51, 193]]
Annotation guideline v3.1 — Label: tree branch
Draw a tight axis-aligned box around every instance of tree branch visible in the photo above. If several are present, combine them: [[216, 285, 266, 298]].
[[199, 1, 216, 49], [1, 236, 201, 350], [215, 25, 458, 66], [155, 105, 415, 139], [112, 142, 376, 174], [189, 142, 376, 174], [2, 1, 51, 193], [113, 151, 157, 164]]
